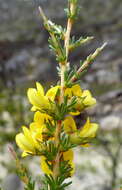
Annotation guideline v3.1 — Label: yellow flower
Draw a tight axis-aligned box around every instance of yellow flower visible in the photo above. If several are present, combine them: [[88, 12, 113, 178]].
[[15, 112, 54, 157], [16, 126, 42, 157], [40, 156, 52, 175], [65, 84, 96, 115], [81, 90, 96, 107], [30, 111, 53, 142], [27, 83, 95, 117], [65, 84, 82, 97], [62, 149, 75, 176], [64, 116, 98, 146], [79, 118, 98, 138], [63, 116, 77, 133], [63, 149, 74, 161], [40, 149, 75, 176], [27, 82, 60, 112]]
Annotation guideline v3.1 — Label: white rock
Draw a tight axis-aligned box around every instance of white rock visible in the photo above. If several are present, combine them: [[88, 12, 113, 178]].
[[100, 115, 121, 130]]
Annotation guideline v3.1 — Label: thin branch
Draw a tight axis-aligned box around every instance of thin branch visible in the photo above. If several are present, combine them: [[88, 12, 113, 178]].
[[70, 42, 107, 82]]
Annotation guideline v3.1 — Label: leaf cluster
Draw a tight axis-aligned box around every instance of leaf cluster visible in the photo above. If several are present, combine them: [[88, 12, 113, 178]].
[[47, 21, 65, 39], [65, 0, 80, 20], [48, 37, 66, 62], [53, 96, 77, 120], [42, 140, 58, 161], [42, 94, 77, 120], [43, 120, 56, 139], [59, 160, 73, 178], [41, 174, 72, 190], [64, 65, 80, 87], [60, 132, 77, 151], [69, 36, 94, 51]]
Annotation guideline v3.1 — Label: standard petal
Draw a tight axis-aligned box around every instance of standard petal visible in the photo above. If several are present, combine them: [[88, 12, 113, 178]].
[[63, 116, 77, 133], [65, 88, 72, 97], [79, 118, 90, 137], [22, 126, 35, 147], [63, 149, 74, 162], [82, 90, 96, 106], [80, 118, 98, 138], [71, 84, 82, 97], [27, 88, 40, 107], [36, 82, 44, 96], [85, 123, 99, 137], [46, 85, 60, 101], [16, 133, 35, 152], [27, 88, 49, 109], [65, 84, 82, 98]]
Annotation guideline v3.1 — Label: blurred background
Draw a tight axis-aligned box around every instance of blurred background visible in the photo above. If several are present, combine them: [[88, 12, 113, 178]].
[[0, 0, 122, 189]]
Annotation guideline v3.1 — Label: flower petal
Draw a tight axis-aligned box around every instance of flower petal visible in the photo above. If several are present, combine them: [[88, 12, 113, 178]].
[[46, 85, 60, 101], [80, 118, 98, 138], [82, 90, 96, 106], [69, 160, 75, 176], [31, 106, 37, 111], [63, 116, 77, 133], [16, 133, 35, 152], [27, 88, 49, 110], [22, 151, 29, 157], [70, 111, 80, 116], [71, 84, 82, 97], [40, 156, 52, 175], [34, 111, 51, 124], [63, 149, 74, 162], [22, 126, 35, 146], [36, 82, 44, 96]]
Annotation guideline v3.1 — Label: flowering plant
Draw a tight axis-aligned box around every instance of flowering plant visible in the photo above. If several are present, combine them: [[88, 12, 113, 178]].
[[15, 0, 106, 189]]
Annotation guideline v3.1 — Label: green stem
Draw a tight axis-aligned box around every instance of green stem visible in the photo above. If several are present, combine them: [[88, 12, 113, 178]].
[[53, 2, 74, 180]]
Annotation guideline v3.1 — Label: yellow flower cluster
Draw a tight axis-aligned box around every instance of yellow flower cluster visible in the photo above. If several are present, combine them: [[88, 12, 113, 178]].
[[16, 82, 98, 175], [27, 82, 96, 115]]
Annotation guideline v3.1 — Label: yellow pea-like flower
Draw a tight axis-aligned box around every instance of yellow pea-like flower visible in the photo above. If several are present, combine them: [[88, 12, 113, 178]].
[[27, 82, 60, 112], [30, 111, 54, 141], [63, 149, 74, 162], [79, 118, 98, 138], [81, 90, 96, 107], [40, 156, 52, 175], [16, 111, 56, 158], [64, 84, 96, 115], [63, 116, 77, 133], [27, 83, 96, 117], [65, 84, 82, 97], [27, 82, 49, 111], [46, 85, 60, 101], [62, 149, 75, 176], [34, 111, 52, 124], [64, 116, 98, 146], [16, 126, 42, 157]]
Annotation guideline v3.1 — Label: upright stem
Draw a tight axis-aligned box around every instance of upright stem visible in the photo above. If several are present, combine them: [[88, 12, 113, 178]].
[[53, 2, 74, 179], [60, 64, 66, 103], [65, 18, 73, 59], [60, 3, 73, 102], [53, 120, 62, 178]]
